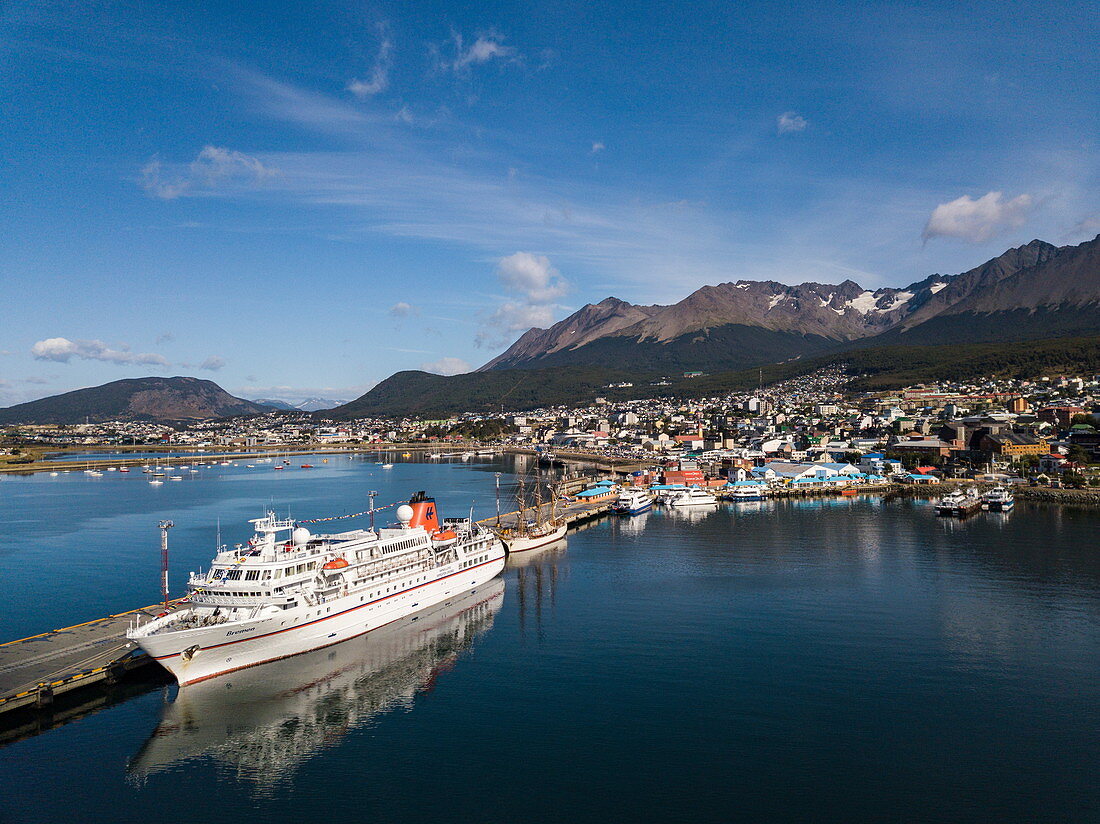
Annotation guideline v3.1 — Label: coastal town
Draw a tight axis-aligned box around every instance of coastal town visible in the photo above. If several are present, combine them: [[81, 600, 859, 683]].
[[5, 367, 1098, 494]]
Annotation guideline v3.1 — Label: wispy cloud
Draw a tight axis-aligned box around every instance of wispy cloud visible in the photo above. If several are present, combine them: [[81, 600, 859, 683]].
[[141, 145, 278, 200], [777, 111, 808, 134], [591, 141, 605, 154], [922, 191, 1034, 243], [435, 32, 519, 73], [31, 337, 168, 366], [347, 26, 393, 97], [200, 355, 226, 371], [222, 60, 379, 136], [388, 301, 420, 318]]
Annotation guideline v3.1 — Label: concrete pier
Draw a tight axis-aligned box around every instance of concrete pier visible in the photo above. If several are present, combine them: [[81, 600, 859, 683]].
[[0, 603, 181, 716]]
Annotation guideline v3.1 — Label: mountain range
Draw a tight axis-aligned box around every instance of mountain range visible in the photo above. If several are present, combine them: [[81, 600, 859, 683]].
[[252, 397, 348, 413], [479, 237, 1095, 373], [0, 377, 273, 425], [331, 234, 1100, 417]]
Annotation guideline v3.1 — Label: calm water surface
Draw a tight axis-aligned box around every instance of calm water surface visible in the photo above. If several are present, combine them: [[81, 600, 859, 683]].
[[1, 455, 1098, 823]]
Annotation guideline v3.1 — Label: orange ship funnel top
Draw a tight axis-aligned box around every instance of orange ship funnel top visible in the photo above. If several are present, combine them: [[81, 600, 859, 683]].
[[407, 491, 441, 533]]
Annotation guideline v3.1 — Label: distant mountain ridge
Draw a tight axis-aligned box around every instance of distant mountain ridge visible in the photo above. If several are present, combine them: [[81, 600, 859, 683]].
[[478, 237, 1093, 372], [0, 377, 272, 424], [253, 397, 346, 412]]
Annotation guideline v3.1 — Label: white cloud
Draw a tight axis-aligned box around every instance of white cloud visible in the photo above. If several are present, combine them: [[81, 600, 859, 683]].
[[591, 141, 605, 154], [475, 302, 558, 349], [777, 112, 808, 134], [496, 252, 569, 303], [347, 32, 393, 97], [420, 356, 471, 376], [200, 355, 226, 371], [31, 337, 168, 366], [922, 191, 1034, 243], [388, 301, 419, 318], [437, 32, 518, 72], [141, 145, 278, 200]]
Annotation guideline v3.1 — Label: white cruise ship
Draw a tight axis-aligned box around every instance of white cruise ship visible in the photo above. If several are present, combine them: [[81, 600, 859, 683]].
[[129, 581, 504, 784], [127, 491, 505, 685]]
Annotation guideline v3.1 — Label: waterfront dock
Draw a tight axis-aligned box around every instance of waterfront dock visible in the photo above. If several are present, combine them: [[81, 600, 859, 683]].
[[0, 602, 182, 716]]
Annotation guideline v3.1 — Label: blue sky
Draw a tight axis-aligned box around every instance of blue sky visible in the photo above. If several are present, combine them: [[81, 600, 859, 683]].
[[1, 0, 1097, 405]]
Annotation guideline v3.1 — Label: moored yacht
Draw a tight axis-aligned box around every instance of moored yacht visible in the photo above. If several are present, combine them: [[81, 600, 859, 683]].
[[727, 481, 768, 501], [934, 488, 981, 517], [666, 487, 719, 507], [611, 488, 654, 515], [127, 491, 506, 685], [980, 486, 1015, 511]]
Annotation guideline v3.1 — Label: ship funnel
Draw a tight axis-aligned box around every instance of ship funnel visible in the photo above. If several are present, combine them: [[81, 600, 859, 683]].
[[407, 491, 440, 533]]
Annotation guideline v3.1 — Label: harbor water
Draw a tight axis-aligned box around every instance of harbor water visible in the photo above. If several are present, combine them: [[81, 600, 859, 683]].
[[1, 455, 1098, 822]]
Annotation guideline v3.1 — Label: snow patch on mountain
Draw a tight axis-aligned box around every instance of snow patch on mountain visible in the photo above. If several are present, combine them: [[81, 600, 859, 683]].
[[846, 291, 879, 314]]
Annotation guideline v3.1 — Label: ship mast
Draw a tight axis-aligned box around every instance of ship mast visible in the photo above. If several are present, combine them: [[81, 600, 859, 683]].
[[158, 520, 174, 612]]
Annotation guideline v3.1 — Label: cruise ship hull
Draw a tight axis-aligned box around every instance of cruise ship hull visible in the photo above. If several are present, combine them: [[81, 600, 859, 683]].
[[135, 555, 505, 685]]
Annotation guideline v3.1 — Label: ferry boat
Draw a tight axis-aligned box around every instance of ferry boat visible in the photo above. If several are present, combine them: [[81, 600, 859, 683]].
[[127, 491, 505, 685], [611, 488, 654, 515], [666, 487, 719, 507], [934, 488, 982, 517], [980, 486, 1015, 512]]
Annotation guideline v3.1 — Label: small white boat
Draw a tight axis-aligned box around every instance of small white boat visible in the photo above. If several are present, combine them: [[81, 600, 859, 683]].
[[652, 485, 688, 504], [666, 487, 718, 507], [169, 475, 184, 481], [728, 481, 767, 501], [935, 488, 981, 517], [149, 479, 164, 486], [980, 486, 1014, 512], [50, 472, 59, 477], [382, 463, 394, 469], [611, 489, 654, 515]]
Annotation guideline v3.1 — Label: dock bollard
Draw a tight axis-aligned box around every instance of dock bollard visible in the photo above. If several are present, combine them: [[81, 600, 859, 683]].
[[34, 683, 53, 709]]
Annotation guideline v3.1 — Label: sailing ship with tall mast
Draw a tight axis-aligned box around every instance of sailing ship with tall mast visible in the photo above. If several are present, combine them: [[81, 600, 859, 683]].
[[495, 471, 568, 553]]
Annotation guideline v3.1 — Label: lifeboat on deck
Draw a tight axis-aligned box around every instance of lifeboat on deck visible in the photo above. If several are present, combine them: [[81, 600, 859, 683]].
[[431, 529, 458, 547], [322, 557, 349, 570]]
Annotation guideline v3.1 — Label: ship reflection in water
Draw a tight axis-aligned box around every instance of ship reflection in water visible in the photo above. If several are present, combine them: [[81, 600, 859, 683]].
[[508, 538, 567, 639], [129, 580, 505, 787]]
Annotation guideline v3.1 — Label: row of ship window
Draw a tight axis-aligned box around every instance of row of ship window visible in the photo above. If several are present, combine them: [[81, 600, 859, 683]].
[[219, 561, 318, 582], [460, 554, 489, 569]]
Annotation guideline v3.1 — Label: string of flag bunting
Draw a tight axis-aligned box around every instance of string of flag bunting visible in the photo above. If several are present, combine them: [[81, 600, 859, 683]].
[[296, 501, 399, 525]]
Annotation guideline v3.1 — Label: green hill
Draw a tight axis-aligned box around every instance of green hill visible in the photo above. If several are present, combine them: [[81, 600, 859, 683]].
[[327, 336, 1100, 417]]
